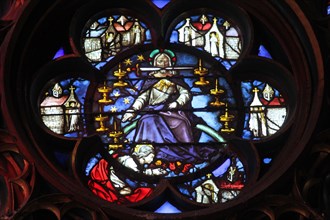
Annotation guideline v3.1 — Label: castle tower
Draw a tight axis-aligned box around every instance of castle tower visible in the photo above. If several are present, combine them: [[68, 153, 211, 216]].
[[204, 17, 224, 57], [63, 86, 82, 133], [177, 18, 197, 46], [248, 87, 267, 137], [114, 15, 134, 46], [260, 84, 286, 135], [40, 83, 68, 134], [195, 178, 219, 204], [131, 19, 146, 45], [262, 84, 274, 101], [224, 21, 241, 59], [52, 83, 62, 98]]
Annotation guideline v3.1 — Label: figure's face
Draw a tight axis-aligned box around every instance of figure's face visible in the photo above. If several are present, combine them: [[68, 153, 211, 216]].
[[155, 54, 170, 68], [204, 189, 212, 196], [152, 53, 174, 77], [140, 153, 155, 165]]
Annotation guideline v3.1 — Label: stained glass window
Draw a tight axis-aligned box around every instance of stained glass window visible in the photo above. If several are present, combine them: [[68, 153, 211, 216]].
[[35, 1, 295, 209], [1, 0, 327, 218], [12, 0, 312, 217]]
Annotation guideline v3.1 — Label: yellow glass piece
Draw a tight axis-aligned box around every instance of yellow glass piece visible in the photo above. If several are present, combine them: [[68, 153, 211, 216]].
[[194, 59, 209, 86], [220, 104, 235, 133], [210, 79, 225, 107], [113, 63, 128, 87], [108, 120, 123, 150], [95, 114, 109, 132], [98, 82, 113, 104]]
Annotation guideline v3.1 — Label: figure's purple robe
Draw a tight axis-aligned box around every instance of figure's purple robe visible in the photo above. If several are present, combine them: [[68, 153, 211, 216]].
[[134, 104, 219, 163]]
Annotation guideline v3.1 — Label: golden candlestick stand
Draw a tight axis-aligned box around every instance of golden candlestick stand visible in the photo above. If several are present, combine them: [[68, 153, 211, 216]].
[[194, 59, 209, 86], [113, 63, 128, 87], [219, 104, 235, 133], [210, 78, 225, 107], [98, 82, 113, 104], [108, 120, 123, 150], [95, 114, 109, 132]]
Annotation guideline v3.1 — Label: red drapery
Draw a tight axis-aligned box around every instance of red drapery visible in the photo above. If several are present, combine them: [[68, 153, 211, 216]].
[[88, 159, 153, 204]]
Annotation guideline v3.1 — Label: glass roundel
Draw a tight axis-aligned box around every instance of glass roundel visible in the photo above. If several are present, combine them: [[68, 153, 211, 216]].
[[40, 78, 90, 137], [90, 49, 236, 178], [170, 14, 242, 70], [241, 80, 287, 140], [82, 14, 152, 69]]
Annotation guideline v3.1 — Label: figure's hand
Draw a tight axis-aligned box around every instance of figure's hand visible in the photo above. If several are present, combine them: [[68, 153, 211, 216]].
[[122, 111, 135, 122], [119, 186, 132, 195], [143, 168, 168, 175], [168, 102, 178, 109], [152, 168, 168, 175]]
